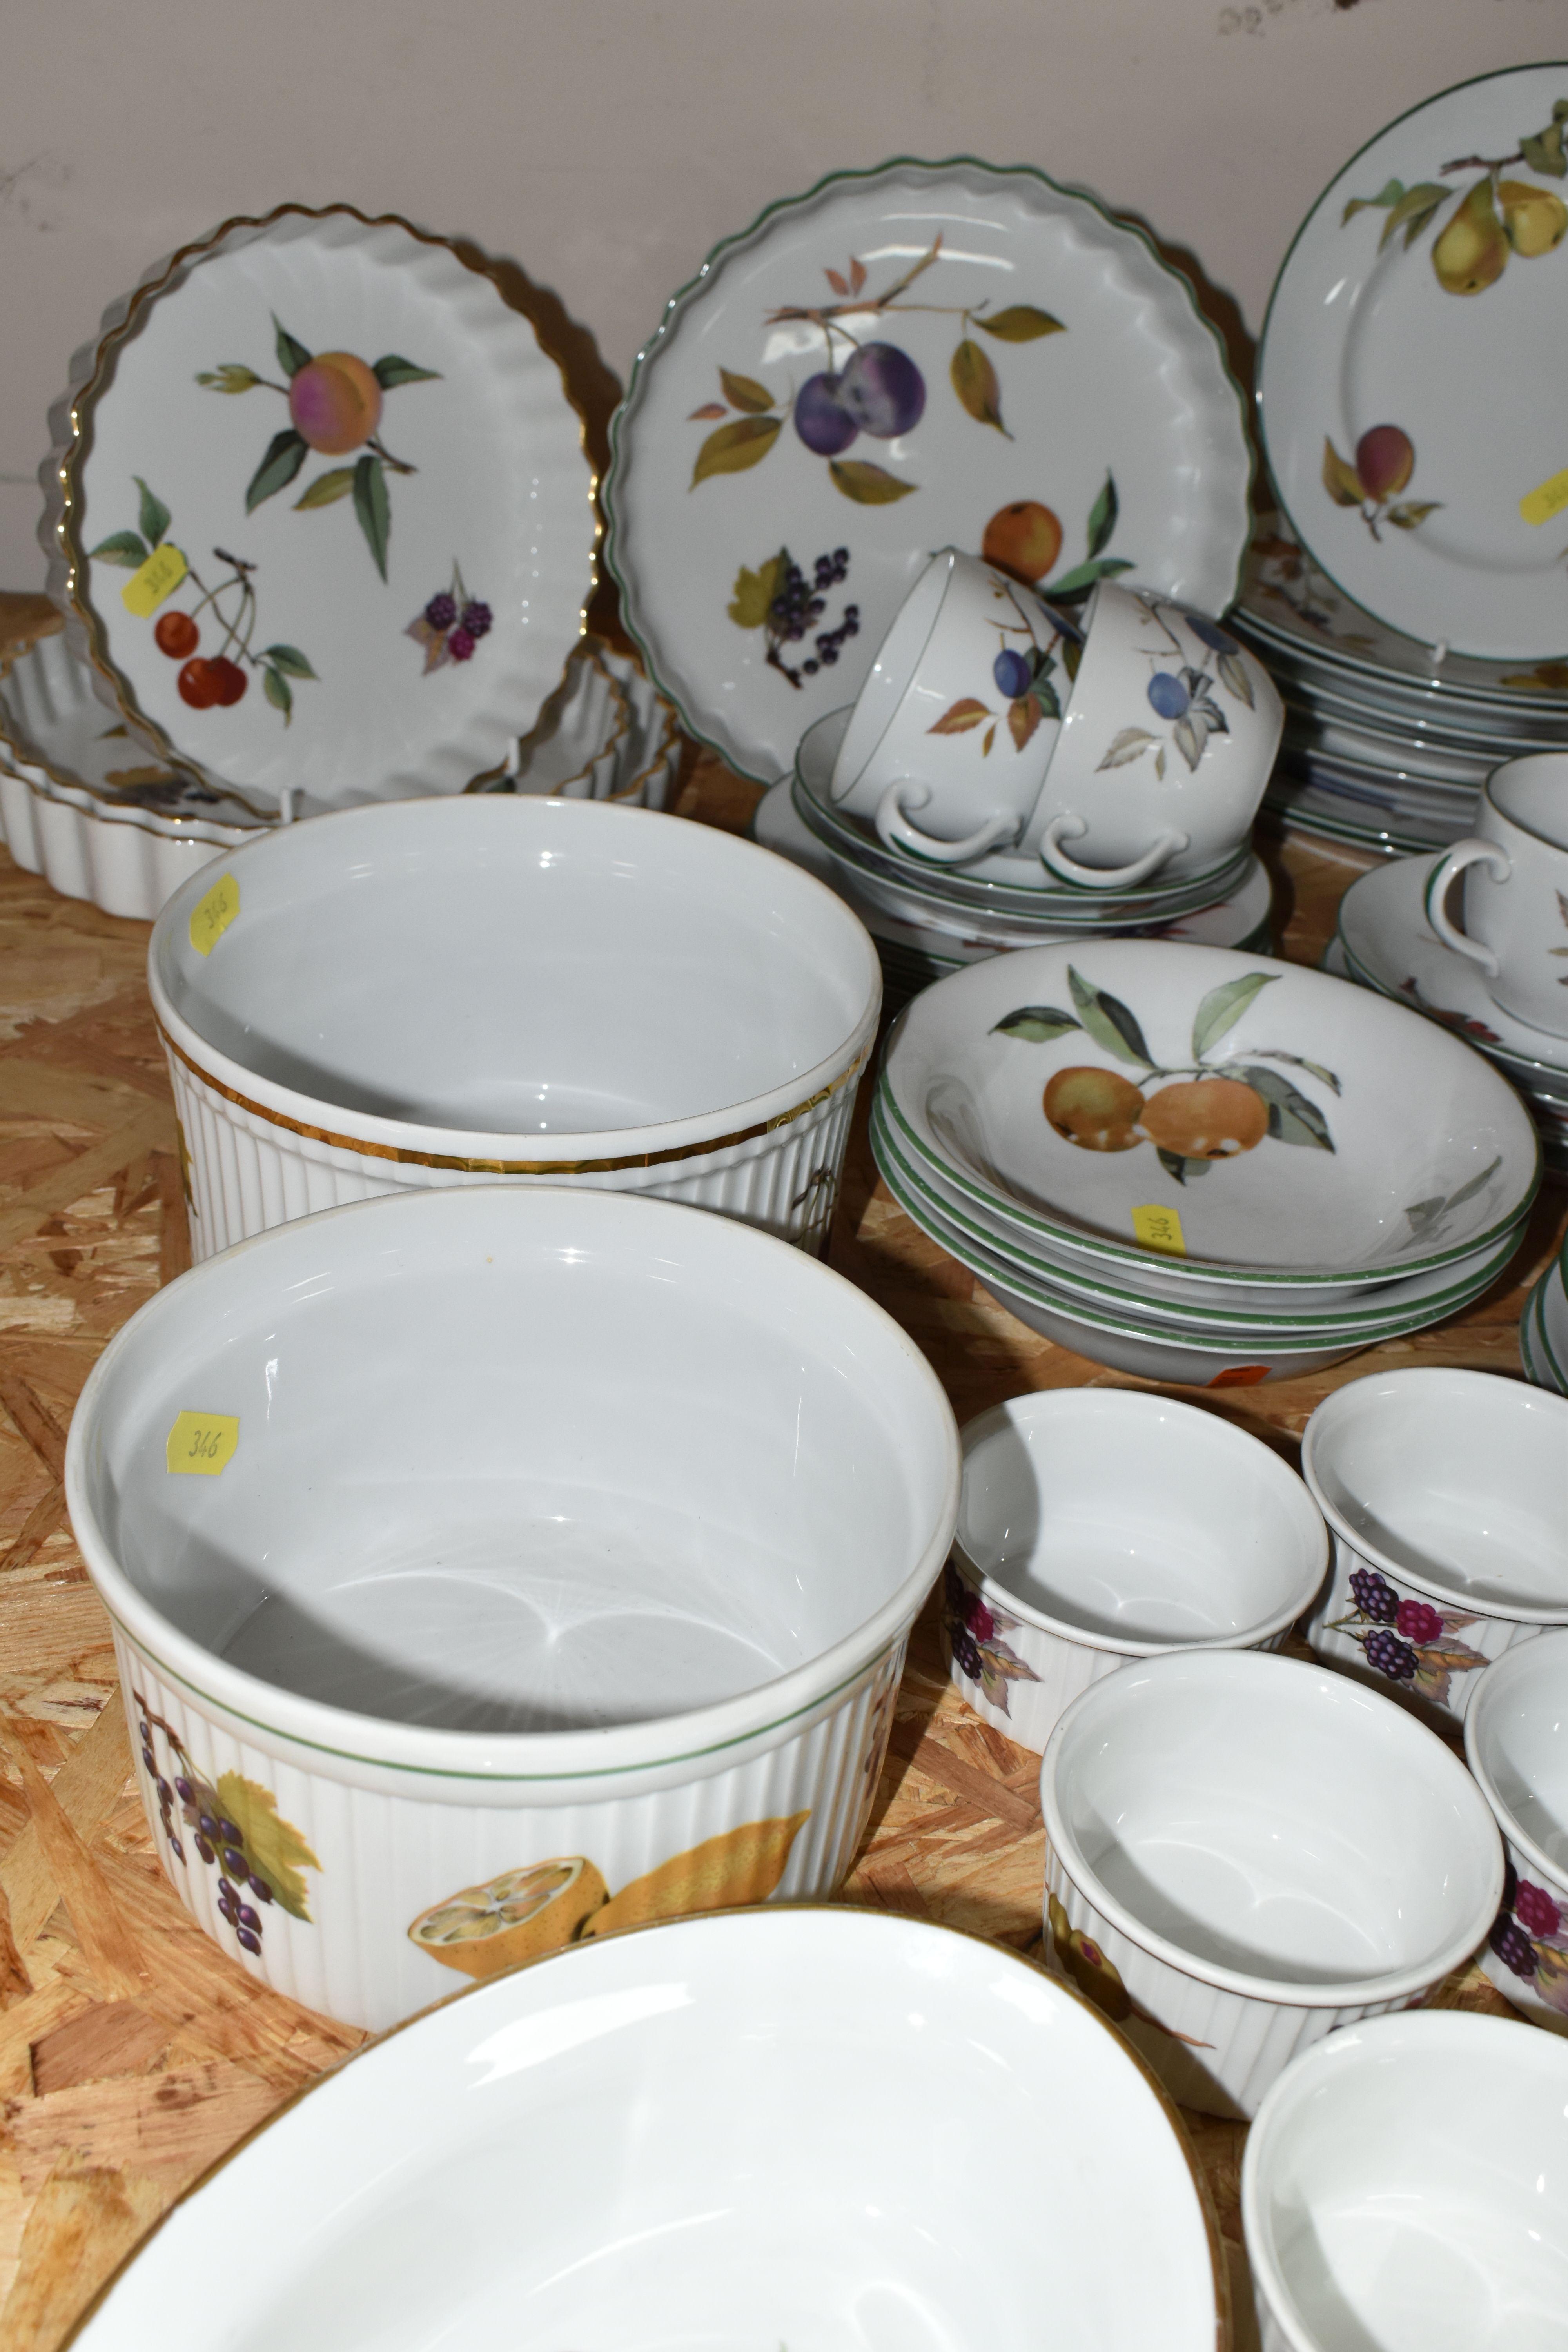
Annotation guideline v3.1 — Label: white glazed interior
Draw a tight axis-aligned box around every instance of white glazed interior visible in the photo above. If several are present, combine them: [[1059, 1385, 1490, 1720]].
[[1242, 2011, 1568, 2352], [150, 796, 879, 1158], [1466, 1631, 1568, 1891], [67, 1187, 958, 1771], [1303, 1370, 1568, 1618], [1042, 1651, 1501, 2000], [956, 1391, 1326, 1646], [73, 1908, 1223, 2352]]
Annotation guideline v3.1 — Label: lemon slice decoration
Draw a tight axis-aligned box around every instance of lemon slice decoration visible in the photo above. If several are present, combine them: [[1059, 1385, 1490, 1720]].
[[408, 1812, 811, 1978], [408, 1856, 608, 1980]]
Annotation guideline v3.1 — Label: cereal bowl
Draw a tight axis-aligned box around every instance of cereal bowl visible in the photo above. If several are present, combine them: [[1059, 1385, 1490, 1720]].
[[69, 1907, 1227, 2352], [1039, 1650, 1503, 2116], [942, 1390, 1328, 1749], [1465, 1631, 1568, 2030], [1302, 1370, 1568, 1729], [1241, 2011, 1568, 2352], [64, 1185, 960, 2029], [149, 795, 881, 1259]]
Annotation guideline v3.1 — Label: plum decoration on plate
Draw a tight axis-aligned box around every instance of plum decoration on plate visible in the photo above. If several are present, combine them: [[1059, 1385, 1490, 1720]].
[[133, 1688, 320, 1953], [688, 234, 1067, 505], [196, 315, 441, 579], [1322, 425, 1442, 542], [89, 477, 318, 724], [992, 965, 1343, 1189]]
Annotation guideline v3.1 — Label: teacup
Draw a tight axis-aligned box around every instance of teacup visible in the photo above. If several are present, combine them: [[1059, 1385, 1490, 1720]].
[[828, 549, 1072, 864], [1022, 583, 1283, 887], [1425, 754, 1568, 1036]]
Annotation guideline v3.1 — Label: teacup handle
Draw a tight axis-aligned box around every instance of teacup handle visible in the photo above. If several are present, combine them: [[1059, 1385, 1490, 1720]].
[[1038, 813, 1190, 889], [1424, 840, 1511, 976], [874, 784, 1023, 866]]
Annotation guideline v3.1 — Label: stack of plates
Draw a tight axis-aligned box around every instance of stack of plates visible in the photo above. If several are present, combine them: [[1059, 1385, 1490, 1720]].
[[1241, 66, 1568, 860], [1234, 520, 1567, 858], [1520, 1237, 1568, 1394], [0, 626, 679, 920], [871, 938, 1539, 1387], [755, 706, 1272, 1008], [1331, 851, 1568, 1180]]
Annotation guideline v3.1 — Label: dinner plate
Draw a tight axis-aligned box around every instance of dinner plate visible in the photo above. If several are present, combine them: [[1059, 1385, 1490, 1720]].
[[1238, 517, 1568, 712], [1260, 65, 1568, 659], [44, 205, 598, 809], [606, 158, 1250, 782]]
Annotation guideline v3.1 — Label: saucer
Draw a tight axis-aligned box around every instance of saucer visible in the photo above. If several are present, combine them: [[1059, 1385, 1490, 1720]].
[[1336, 851, 1568, 1091], [752, 777, 1273, 961]]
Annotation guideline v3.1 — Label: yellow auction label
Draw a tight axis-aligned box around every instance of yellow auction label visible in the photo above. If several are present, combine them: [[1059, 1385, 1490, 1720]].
[[166, 1412, 239, 1476], [1520, 468, 1568, 528], [1132, 1202, 1186, 1256], [189, 873, 240, 958], [120, 541, 188, 616]]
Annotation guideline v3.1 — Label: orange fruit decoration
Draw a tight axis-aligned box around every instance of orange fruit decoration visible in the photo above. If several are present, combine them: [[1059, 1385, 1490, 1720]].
[[1043, 1067, 1146, 1152], [982, 500, 1063, 586], [1139, 1077, 1268, 1160], [288, 352, 385, 455]]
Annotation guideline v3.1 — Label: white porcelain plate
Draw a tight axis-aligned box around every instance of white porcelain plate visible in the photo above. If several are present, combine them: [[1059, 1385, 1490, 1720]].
[[71, 1908, 1222, 2352], [882, 939, 1539, 1279], [1260, 65, 1568, 660], [46, 207, 597, 809], [606, 160, 1250, 781]]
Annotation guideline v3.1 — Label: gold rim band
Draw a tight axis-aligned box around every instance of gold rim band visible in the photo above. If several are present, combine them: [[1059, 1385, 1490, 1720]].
[[159, 1020, 869, 1177]]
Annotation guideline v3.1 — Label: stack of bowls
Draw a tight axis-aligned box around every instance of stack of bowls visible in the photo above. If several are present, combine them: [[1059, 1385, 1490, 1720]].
[[1521, 1230, 1568, 1392], [1234, 518, 1568, 859], [873, 937, 1539, 1385], [149, 795, 880, 1260], [65, 1185, 961, 2030]]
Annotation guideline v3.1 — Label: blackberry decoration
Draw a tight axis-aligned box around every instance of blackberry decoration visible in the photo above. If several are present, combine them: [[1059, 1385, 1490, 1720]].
[[1515, 1879, 1563, 1939], [1395, 1597, 1443, 1646], [1490, 1913, 1538, 1980], [1348, 1568, 1399, 1623], [1364, 1627, 1418, 1681], [408, 563, 492, 675]]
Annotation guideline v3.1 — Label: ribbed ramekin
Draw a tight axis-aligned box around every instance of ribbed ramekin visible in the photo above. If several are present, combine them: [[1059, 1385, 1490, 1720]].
[[1039, 1651, 1502, 2117], [65, 1186, 959, 2030], [149, 796, 881, 1261]]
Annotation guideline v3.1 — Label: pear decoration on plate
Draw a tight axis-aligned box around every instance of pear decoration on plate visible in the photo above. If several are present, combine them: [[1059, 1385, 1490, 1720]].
[[1498, 178, 1568, 257], [1432, 179, 1510, 295]]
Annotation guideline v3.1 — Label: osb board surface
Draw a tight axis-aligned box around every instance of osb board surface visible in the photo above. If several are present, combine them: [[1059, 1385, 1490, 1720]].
[[0, 588, 1557, 2347]]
